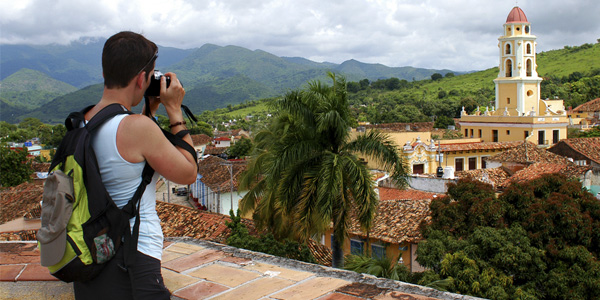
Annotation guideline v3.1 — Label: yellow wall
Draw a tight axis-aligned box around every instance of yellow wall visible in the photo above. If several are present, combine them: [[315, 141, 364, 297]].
[[350, 130, 432, 170], [323, 229, 415, 271], [497, 82, 518, 109], [524, 83, 540, 110]]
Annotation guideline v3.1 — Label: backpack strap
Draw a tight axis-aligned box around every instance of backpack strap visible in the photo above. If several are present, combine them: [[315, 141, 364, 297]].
[[120, 163, 155, 269], [86, 104, 132, 133]]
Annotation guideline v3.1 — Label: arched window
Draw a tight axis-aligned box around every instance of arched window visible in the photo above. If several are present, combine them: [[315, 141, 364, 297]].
[[526, 43, 532, 54], [526, 59, 532, 77], [505, 59, 512, 77], [505, 43, 511, 55]]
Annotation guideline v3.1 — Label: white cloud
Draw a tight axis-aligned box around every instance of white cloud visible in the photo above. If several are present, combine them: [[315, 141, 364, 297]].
[[1, 0, 598, 71]]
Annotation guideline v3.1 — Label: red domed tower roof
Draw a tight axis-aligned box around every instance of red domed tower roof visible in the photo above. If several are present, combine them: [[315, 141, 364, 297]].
[[506, 6, 529, 23]]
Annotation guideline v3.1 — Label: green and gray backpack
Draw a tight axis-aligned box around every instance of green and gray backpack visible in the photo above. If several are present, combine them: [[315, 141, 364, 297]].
[[37, 104, 155, 282]]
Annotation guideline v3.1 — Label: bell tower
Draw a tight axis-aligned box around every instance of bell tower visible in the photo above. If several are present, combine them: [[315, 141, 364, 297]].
[[493, 6, 542, 116]]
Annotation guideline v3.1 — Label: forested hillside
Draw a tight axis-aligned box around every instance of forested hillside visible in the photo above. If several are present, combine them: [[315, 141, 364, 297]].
[[202, 42, 600, 129]]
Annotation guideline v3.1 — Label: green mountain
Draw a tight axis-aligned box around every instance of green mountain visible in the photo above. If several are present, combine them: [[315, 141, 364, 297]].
[[0, 68, 77, 109], [17, 84, 104, 124], [0, 40, 194, 88], [2, 41, 461, 123]]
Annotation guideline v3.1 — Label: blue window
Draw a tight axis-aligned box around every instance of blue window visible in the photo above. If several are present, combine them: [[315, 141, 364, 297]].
[[372, 245, 386, 260], [350, 240, 364, 255]]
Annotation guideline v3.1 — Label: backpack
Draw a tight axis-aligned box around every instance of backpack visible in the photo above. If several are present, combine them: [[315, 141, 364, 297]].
[[37, 103, 155, 282]]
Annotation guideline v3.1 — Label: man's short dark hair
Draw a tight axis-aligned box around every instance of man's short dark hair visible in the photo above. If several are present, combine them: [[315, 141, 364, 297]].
[[102, 31, 158, 89]]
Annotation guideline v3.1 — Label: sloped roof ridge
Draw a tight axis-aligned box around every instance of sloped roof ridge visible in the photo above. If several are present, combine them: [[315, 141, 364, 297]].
[[572, 98, 600, 112]]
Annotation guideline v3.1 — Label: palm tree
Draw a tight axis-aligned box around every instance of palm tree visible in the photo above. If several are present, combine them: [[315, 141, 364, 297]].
[[239, 72, 407, 268]]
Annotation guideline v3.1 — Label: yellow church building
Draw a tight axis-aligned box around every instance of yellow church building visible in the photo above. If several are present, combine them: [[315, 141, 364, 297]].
[[459, 6, 568, 147], [356, 7, 570, 176]]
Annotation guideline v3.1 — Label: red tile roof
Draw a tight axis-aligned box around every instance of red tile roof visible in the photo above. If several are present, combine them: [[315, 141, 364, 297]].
[[31, 163, 51, 173], [556, 137, 600, 165], [197, 156, 247, 191], [378, 187, 437, 201], [191, 134, 212, 146], [503, 162, 591, 187], [572, 98, 600, 113], [156, 201, 332, 266], [488, 141, 571, 164], [439, 140, 522, 152], [455, 168, 511, 188], [349, 198, 431, 244], [204, 145, 228, 155], [157, 201, 247, 244], [0, 183, 42, 225]]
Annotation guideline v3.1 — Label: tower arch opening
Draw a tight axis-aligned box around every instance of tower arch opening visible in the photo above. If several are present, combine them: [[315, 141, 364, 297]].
[[505, 59, 513, 77]]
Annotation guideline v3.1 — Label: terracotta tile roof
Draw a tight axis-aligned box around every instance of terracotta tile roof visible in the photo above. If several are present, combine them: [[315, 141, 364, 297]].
[[572, 98, 600, 112], [558, 137, 600, 165], [156, 201, 332, 266], [349, 198, 431, 244], [363, 122, 434, 132], [503, 162, 591, 187], [31, 162, 51, 173], [204, 145, 228, 155], [191, 134, 212, 146], [307, 239, 333, 267], [157, 201, 252, 244], [0, 230, 38, 241], [0, 183, 43, 225], [488, 141, 571, 164], [378, 187, 438, 201], [197, 156, 247, 191], [455, 168, 512, 188], [440, 140, 523, 152]]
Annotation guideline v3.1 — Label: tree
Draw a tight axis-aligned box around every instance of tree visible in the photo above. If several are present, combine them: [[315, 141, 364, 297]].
[[431, 73, 443, 81], [239, 72, 408, 268], [359, 79, 370, 90], [417, 175, 600, 300], [344, 254, 411, 281], [189, 120, 214, 137], [225, 210, 315, 263], [227, 137, 253, 158], [434, 116, 455, 129], [0, 144, 32, 187]]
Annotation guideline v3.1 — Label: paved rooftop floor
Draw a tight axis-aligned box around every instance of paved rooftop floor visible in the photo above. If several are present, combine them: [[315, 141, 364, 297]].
[[0, 239, 482, 300]]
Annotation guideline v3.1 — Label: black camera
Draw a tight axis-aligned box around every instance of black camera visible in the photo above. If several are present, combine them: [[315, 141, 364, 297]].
[[144, 70, 171, 97]]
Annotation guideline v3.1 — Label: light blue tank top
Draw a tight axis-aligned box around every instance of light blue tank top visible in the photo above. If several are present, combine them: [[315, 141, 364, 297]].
[[91, 114, 163, 260]]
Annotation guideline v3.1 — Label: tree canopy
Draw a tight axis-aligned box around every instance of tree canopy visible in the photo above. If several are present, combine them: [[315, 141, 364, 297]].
[[417, 175, 600, 300]]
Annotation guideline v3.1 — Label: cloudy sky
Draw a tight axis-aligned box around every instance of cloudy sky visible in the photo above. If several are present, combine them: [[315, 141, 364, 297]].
[[1, 0, 598, 71]]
